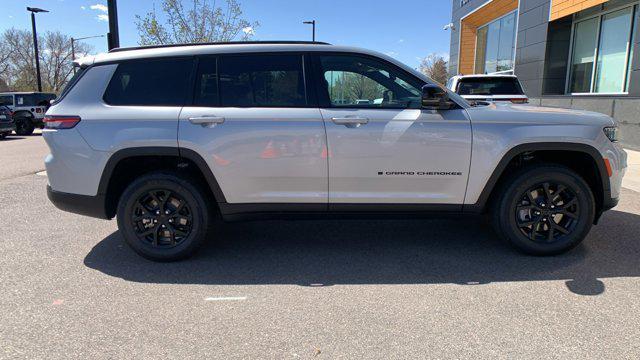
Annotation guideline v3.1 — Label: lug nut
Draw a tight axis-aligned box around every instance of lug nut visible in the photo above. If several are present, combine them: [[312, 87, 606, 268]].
[[165, 210, 170, 214], [156, 210, 160, 215], [169, 219, 173, 223], [540, 203, 545, 207]]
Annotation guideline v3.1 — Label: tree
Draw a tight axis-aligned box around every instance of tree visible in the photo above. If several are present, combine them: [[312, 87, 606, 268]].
[[0, 28, 92, 92], [326, 72, 385, 104], [419, 54, 449, 85], [136, 0, 259, 45]]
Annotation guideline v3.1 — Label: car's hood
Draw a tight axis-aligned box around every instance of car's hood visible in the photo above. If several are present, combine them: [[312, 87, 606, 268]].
[[465, 102, 615, 126]]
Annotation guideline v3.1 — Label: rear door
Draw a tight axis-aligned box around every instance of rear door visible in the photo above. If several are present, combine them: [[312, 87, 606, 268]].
[[313, 53, 472, 206], [178, 53, 328, 206]]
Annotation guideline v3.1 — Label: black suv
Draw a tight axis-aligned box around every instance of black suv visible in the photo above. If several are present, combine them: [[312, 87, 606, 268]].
[[0, 105, 15, 139]]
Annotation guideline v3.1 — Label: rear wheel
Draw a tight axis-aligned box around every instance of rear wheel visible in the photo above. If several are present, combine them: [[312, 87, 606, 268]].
[[0, 132, 6, 139], [15, 117, 34, 135], [116, 172, 213, 261], [490, 164, 595, 255]]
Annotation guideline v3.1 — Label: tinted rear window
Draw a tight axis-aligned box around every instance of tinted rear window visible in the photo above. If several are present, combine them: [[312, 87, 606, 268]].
[[456, 77, 524, 96], [218, 54, 306, 107], [103, 58, 193, 106]]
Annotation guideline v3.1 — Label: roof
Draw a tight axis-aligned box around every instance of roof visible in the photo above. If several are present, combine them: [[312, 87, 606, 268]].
[[75, 42, 424, 81], [452, 74, 518, 79], [0, 91, 56, 95], [108, 41, 331, 53]]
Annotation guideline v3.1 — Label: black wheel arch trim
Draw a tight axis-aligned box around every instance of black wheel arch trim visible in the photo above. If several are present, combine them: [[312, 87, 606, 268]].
[[465, 142, 612, 213], [97, 146, 227, 210]]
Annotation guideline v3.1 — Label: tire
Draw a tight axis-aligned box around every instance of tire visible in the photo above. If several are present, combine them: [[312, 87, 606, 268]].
[[490, 164, 595, 256], [15, 117, 35, 136], [116, 172, 214, 261], [0, 132, 6, 139]]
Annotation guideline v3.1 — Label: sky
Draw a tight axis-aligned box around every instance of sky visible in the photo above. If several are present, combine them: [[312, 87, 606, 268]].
[[1, 0, 453, 68]]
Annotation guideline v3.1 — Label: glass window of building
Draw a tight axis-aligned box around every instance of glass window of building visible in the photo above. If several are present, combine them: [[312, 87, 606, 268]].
[[474, 11, 517, 74], [569, 4, 637, 94]]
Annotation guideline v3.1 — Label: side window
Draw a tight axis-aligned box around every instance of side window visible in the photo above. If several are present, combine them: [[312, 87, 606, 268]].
[[318, 55, 424, 109], [103, 58, 193, 106], [193, 57, 218, 107], [218, 54, 306, 107], [0, 96, 12, 106]]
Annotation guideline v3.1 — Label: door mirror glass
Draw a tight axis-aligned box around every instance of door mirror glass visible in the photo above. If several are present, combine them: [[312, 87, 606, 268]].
[[422, 84, 453, 110]]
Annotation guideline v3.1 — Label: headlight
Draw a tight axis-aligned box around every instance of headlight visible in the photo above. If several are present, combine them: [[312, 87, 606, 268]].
[[603, 126, 619, 142]]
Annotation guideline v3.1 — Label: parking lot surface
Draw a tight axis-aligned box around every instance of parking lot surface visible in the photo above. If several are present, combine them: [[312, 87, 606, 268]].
[[1, 135, 640, 358]]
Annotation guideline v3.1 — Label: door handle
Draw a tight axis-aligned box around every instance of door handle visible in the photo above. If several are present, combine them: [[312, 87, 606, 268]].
[[331, 117, 369, 128], [188, 116, 225, 127]]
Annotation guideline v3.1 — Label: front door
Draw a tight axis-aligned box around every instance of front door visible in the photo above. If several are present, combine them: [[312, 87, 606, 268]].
[[314, 53, 472, 206], [178, 54, 328, 206]]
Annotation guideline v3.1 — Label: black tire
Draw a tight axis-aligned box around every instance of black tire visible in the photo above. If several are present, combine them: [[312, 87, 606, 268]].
[[490, 164, 595, 255], [0, 132, 6, 139], [116, 172, 214, 261], [15, 117, 35, 136]]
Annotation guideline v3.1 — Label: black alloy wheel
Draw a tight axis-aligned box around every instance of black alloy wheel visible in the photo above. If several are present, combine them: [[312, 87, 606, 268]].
[[131, 189, 194, 248], [117, 172, 213, 261], [515, 182, 579, 243], [491, 164, 595, 255]]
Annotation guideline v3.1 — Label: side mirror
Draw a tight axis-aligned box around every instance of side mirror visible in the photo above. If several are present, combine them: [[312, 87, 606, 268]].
[[422, 84, 453, 110]]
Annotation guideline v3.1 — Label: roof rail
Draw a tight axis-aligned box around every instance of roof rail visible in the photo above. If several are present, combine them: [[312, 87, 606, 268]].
[[109, 41, 332, 53]]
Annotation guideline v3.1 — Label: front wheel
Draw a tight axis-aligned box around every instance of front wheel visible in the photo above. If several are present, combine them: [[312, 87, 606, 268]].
[[490, 164, 595, 255], [116, 172, 214, 261]]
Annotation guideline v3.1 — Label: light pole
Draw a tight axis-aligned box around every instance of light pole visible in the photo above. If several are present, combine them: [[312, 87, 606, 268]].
[[27, 7, 48, 92], [303, 20, 316, 42], [107, 0, 120, 50], [71, 35, 105, 73]]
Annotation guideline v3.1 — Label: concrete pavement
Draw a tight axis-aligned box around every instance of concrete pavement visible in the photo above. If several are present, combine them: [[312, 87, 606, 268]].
[[1, 134, 639, 358], [622, 148, 640, 193]]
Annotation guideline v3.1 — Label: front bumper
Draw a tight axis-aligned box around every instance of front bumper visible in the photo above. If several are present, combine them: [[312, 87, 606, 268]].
[[47, 185, 110, 219]]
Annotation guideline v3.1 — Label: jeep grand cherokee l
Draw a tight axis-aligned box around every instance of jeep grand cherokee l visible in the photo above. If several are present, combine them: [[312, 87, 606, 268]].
[[43, 42, 627, 261]]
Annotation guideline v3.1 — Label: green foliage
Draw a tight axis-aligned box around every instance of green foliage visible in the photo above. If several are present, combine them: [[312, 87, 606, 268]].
[[419, 54, 450, 85], [135, 0, 259, 45], [0, 28, 92, 93]]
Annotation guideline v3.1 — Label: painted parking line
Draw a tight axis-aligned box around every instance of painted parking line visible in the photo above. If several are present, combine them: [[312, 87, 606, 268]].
[[204, 296, 247, 302]]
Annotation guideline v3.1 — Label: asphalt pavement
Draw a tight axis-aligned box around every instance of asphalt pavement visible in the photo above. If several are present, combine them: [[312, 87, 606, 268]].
[[1, 134, 639, 359]]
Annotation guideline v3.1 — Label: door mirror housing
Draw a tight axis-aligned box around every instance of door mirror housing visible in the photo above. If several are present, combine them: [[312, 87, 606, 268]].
[[421, 84, 454, 110]]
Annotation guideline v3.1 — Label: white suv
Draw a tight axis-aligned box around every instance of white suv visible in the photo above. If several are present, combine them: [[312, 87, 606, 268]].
[[0, 92, 56, 135], [43, 42, 626, 261], [446, 74, 528, 104]]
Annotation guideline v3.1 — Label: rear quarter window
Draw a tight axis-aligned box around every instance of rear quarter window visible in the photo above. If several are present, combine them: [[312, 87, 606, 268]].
[[103, 58, 193, 106]]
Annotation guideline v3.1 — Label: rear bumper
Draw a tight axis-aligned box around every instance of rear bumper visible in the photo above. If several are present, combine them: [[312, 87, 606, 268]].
[[47, 185, 110, 219]]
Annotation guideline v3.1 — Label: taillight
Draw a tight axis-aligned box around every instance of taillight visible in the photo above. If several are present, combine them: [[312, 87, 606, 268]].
[[510, 98, 529, 104], [44, 115, 81, 129]]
